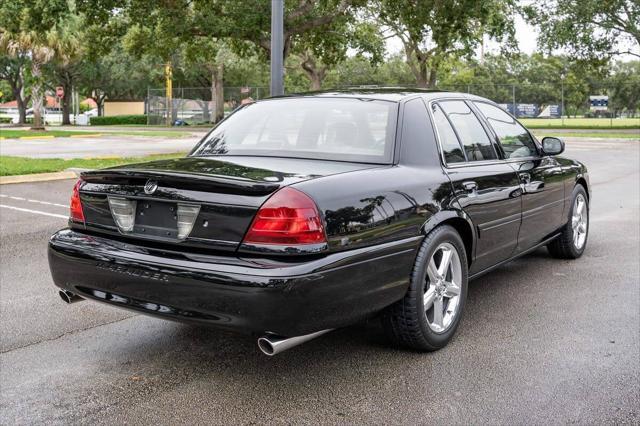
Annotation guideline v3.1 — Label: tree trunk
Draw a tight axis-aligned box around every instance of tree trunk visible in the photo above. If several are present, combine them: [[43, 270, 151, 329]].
[[428, 67, 438, 88], [299, 52, 326, 91], [17, 96, 26, 125], [61, 86, 72, 125], [309, 75, 322, 91], [30, 61, 45, 130], [10, 85, 27, 125], [414, 61, 429, 88], [213, 64, 224, 123], [94, 96, 105, 117]]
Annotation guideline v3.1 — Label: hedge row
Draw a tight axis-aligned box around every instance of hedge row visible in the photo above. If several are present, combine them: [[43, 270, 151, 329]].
[[90, 115, 147, 125]]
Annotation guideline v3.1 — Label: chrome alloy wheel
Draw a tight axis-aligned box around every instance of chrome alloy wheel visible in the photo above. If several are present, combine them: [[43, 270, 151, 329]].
[[424, 242, 462, 333], [572, 193, 588, 250]]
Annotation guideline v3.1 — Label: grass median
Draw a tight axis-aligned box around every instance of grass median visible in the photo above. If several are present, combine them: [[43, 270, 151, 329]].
[[0, 129, 193, 139], [0, 153, 186, 176], [532, 131, 639, 139], [520, 118, 640, 129]]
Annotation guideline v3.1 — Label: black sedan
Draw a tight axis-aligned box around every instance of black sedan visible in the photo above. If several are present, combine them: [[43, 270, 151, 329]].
[[48, 89, 590, 355]]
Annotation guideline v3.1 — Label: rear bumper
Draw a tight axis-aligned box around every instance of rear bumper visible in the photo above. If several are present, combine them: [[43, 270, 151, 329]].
[[48, 229, 419, 336]]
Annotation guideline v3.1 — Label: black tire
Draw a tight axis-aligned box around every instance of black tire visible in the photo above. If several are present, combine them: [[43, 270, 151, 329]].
[[382, 225, 468, 351], [547, 185, 589, 259]]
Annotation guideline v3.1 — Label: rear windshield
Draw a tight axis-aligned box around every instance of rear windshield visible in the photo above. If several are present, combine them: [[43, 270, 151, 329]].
[[190, 98, 397, 163]]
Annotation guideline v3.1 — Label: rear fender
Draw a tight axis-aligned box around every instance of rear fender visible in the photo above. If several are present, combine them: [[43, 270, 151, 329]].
[[420, 209, 477, 264]]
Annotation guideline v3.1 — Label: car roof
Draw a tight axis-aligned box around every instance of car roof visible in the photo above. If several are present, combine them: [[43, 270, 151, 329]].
[[273, 87, 487, 103]]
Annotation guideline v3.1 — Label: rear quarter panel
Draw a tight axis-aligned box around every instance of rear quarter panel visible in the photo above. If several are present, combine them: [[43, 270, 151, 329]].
[[293, 165, 456, 252]]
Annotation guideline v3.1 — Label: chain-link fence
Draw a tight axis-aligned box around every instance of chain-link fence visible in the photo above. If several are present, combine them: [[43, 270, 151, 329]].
[[147, 86, 267, 125], [147, 82, 639, 125], [434, 81, 639, 121]]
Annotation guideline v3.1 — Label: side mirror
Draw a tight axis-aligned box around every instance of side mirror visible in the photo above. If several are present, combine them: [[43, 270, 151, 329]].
[[542, 137, 565, 156]]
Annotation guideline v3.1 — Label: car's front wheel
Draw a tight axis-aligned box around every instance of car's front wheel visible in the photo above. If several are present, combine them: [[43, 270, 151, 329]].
[[548, 184, 589, 259], [382, 225, 468, 351]]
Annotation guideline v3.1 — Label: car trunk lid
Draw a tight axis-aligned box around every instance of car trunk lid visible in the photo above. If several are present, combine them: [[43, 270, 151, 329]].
[[77, 156, 380, 252]]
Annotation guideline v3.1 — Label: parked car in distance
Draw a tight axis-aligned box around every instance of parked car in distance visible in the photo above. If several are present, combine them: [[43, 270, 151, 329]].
[[48, 89, 590, 355]]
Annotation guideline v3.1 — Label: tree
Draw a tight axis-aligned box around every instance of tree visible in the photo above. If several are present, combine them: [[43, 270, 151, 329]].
[[47, 13, 85, 125], [0, 54, 30, 124], [0, 0, 73, 129], [608, 61, 640, 117], [76, 47, 162, 116], [82, 0, 368, 93], [524, 0, 639, 61], [373, 0, 517, 88], [289, 20, 385, 90]]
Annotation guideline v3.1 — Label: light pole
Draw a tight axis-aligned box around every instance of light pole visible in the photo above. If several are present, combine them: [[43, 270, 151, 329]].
[[560, 72, 565, 127], [270, 0, 284, 97]]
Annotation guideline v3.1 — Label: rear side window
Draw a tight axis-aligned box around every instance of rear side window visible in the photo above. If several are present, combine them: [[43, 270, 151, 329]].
[[440, 101, 498, 162], [474, 102, 538, 158], [432, 104, 465, 163]]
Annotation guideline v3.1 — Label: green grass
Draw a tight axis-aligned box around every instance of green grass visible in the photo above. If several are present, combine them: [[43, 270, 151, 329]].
[[0, 129, 192, 138], [0, 153, 186, 176], [532, 131, 639, 139], [91, 123, 214, 128], [520, 117, 640, 129], [103, 130, 193, 137], [0, 130, 101, 138]]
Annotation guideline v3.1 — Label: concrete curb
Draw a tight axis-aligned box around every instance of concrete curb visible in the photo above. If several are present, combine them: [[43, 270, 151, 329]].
[[0, 170, 78, 185]]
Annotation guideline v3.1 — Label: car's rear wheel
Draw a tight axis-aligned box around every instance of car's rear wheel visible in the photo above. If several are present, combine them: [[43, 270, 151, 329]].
[[382, 225, 468, 351], [547, 185, 589, 259]]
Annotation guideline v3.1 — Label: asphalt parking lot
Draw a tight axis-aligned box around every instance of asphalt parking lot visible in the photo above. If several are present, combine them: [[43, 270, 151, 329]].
[[1, 137, 638, 424]]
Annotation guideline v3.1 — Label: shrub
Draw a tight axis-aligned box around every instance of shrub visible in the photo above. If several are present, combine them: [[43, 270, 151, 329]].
[[0, 116, 12, 123], [90, 115, 147, 125]]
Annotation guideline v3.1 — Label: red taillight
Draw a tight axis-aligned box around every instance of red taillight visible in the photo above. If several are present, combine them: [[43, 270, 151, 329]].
[[70, 179, 85, 223], [243, 187, 326, 246]]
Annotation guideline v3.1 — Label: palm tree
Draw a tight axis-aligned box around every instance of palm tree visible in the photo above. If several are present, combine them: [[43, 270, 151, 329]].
[[50, 14, 86, 125], [1, 17, 79, 130], [1, 31, 54, 129]]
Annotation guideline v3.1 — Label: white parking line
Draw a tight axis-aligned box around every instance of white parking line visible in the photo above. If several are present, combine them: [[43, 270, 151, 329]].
[[0, 204, 68, 219], [0, 194, 67, 208]]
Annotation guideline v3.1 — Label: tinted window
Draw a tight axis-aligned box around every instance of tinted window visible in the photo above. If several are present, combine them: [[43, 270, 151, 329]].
[[474, 102, 538, 158], [191, 98, 396, 163], [400, 98, 440, 166], [440, 101, 497, 162], [432, 104, 465, 163]]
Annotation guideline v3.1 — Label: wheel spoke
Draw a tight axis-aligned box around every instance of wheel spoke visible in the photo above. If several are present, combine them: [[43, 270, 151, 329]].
[[444, 282, 460, 297], [576, 199, 585, 216], [437, 248, 452, 278], [423, 288, 436, 310], [433, 298, 444, 328], [427, 258, 440, 283]]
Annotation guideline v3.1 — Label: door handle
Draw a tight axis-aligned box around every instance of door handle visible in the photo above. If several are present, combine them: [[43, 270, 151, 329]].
[[462, 181, 478, 193]]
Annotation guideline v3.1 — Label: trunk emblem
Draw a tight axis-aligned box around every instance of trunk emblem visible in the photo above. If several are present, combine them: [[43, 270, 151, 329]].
[[144, 180, 158, 195]]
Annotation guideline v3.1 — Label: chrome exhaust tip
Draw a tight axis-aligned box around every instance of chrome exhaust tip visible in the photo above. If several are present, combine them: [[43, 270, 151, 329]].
[[257, 329, 332, 356], [59, 290, 84, 304]]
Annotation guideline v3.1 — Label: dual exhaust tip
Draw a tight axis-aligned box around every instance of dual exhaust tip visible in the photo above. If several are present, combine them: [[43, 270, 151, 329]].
[[58, 289, 330, 355]]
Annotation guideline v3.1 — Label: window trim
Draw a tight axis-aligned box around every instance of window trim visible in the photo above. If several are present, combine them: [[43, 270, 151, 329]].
[[432, 102, 468, 163], [471, 99, 542, 160], [425, 97, 504, 169]]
